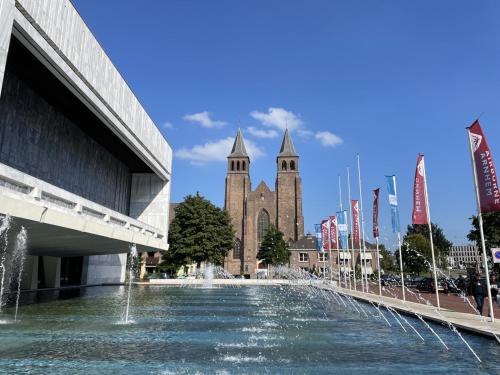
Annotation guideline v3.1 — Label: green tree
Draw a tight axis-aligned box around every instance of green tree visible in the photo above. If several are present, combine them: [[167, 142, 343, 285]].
[[162, 193, 234, 270], [396, 233, 432, 275], [406, 222, 452, 266], [257, 225, 291, 265], [468, 212, 500, 272], [378, 244, 395, 274]]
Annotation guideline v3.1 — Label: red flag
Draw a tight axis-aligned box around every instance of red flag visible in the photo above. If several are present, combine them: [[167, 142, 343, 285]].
[[412, 154, 429, 224], [469, 121, 500, 213], [329, 215, 338, 250], [351, 200, 360, 247], [321, 220, 329, 251], [373, 188, 380, 238]]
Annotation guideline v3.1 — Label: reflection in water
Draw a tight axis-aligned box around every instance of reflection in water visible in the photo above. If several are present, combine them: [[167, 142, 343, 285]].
[[0, 285, 499, 374]]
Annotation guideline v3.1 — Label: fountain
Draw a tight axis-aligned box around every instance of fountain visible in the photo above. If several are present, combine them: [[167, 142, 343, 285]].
[[202, 262, 214, 288], [0, 215, 12, 311], [12, 226, 27, 322], [123, 244, 138, 324]]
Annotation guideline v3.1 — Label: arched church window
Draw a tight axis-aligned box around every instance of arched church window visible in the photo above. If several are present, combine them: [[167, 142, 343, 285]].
[[257, 209, 270, 243], [290, 160, 295, 170], [231, 161, 234, 171], [281, 160, 287, 171], [233, 238, 242, 259], [242, 161, 246, 171], [237, 161, 240, 171]]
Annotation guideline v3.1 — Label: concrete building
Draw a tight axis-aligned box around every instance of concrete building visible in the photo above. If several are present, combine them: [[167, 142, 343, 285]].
[[0, 0, 172, 289], [448, 245, 480, 269], [224, 129, 304, 277]]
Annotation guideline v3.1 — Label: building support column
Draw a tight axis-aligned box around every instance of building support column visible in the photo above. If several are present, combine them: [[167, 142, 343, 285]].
[[43, 256, 61, 288]]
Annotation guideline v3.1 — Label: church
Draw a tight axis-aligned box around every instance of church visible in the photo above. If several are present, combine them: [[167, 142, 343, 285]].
[[223, 129, 304, 277]]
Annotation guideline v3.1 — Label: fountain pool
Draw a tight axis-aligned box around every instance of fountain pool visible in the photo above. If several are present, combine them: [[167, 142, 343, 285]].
[[0, 285, 499, 374]]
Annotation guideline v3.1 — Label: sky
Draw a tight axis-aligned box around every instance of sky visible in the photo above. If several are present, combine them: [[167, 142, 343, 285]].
[[73, 0, 500, 250]]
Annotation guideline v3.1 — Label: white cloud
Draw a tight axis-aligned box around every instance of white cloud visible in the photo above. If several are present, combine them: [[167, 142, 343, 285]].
[[183, 111, 227, 128], [246, 126, 279, 139], [297, 129, 314, 138], [315, 131, 343, 148], [163, 121, 173, 129], [175, 137, 265, 165], [250, 107, 303, 131]]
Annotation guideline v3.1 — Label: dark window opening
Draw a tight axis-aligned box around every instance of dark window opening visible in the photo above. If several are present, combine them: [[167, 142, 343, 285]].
[[233, 238, 242, 259], [290, 160, 296, 170], [237, 161, 240, 171], [257, 209, 270, 243], [281, 160, 287, 171]]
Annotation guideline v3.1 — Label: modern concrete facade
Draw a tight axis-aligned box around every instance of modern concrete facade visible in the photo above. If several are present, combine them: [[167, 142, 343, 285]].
[[224, 129, 304, 277], [448, 245, 480, 269], [0, 0, 172, 288]]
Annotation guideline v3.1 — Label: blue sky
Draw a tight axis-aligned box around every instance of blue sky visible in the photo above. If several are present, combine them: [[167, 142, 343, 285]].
[[73, 0, 500, 249]]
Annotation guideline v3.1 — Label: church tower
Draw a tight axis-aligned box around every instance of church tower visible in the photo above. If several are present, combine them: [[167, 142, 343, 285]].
[[275, 129, 304, 242], [224, 129, 250, 274]]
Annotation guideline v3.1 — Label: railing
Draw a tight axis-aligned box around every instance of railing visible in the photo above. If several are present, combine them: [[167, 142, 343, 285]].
[[0, 163, 164, 241]]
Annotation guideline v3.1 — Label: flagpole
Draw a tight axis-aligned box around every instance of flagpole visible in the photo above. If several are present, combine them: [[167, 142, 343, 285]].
[[467, 127, 495, 322], [335, 219, 341, 286], [397, 231, 406, 302], [338, 176, 345, 288], [347, 167, 356, 291], [328, 219, 333, 283], [376, 236, 382, 296], [357, 154, 369, 293], [421, 155, 441, 310]]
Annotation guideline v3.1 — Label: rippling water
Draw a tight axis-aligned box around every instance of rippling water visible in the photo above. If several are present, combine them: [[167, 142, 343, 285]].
[[0, 285, 499, 374]]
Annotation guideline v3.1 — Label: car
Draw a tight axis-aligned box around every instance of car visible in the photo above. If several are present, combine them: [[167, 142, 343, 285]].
[[416, 277, 445, 293]]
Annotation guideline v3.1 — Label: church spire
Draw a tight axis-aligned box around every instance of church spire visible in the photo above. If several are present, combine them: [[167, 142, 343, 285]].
[[278, 128, 297, 157], [228, 128, 248, 157]]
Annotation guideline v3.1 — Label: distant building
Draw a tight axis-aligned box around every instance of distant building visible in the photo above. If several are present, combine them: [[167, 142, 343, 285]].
[[448, 245, 480, 269], [289, 233, 381, 277]]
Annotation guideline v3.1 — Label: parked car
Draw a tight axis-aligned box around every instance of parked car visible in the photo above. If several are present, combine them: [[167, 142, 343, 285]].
[[416, 277, 445, 293]]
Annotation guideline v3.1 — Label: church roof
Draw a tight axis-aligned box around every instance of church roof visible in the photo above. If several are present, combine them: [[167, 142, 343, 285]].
[[228, 129, 248, 157], [278, 128, 298, 157]]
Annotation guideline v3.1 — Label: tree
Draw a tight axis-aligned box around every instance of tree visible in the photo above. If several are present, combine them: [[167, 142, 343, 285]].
[[406, 222, 452, 266], [378, 244, 395, 274], [162, 193, 234, 270], [396, 233, 431, 275], [468, 212, 500, 272], [257, 225, 290, 265]]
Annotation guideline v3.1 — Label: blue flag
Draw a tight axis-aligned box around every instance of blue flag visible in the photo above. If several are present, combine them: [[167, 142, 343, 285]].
[[314, 224, 322, 251], [336, 210, 349, 249], [385, 175, 401, 233]]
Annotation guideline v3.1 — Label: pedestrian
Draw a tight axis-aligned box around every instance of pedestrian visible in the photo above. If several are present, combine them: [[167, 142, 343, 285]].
[[491, 274, 500, 307], [472, 273, 487, 316]]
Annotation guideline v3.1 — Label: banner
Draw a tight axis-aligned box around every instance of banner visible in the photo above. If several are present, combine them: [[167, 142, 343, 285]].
[[386, 175, 401, 233], [373, 188, 380, 238], [314, 224, 322, 251], [321, 220, 329, 251], [329, 215, 338, 250], [468, 121, 500, 213], [351, 200, 360, 247], [412, 154, 429, 225], [336, 210, 349, 249]]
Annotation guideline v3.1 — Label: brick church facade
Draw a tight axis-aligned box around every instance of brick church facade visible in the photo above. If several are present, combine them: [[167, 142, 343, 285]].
[[223, 129, 304, 277]]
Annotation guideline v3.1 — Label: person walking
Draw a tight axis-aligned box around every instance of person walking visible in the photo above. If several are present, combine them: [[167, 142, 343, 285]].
[[472, 274, 487, 316], [490, 275, 499, 307]]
